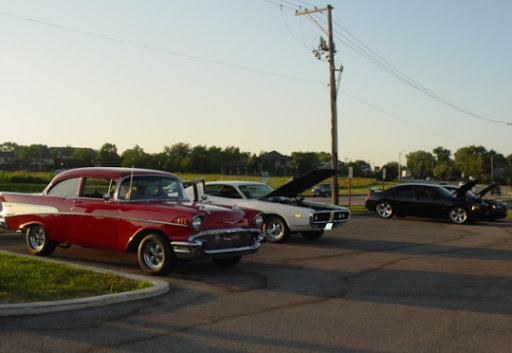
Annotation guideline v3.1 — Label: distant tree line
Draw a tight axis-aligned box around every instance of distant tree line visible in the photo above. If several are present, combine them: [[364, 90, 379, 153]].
[[1, 142, 511, 184], [369, 146, 511, 185], [0, 142, 328, 176]]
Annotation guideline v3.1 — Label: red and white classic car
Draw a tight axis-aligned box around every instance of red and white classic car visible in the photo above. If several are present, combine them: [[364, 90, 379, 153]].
[[0, 167, 265, 275]]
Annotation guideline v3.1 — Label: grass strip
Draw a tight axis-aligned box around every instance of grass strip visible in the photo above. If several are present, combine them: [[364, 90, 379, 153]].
[[0, 252, 152, 304]]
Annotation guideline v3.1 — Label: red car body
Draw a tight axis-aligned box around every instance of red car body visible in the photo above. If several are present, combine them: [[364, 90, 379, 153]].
[[0, 167, 264, 275]]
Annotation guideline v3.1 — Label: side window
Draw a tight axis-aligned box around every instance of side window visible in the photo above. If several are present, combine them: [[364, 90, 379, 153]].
[[83, 178, 115, 198], [47, 178, 80, 198], [395, 185, 415, 197], [206, 184, 223, 196], [220, 186, 242, 199], [118, 176, 184, 200], [416, 186, 439, 199]]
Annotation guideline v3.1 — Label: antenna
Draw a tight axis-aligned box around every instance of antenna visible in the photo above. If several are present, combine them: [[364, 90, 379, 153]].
[[127, 166, 135, 200]]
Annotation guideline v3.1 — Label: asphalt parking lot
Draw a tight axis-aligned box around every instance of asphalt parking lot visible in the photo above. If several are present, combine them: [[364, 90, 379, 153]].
[[1, 215, 512, 353]]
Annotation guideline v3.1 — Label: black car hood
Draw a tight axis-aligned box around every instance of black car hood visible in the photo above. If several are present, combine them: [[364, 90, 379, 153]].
[[456, 180, 478, 197], [477, 183, 497, 197], [265, 169, 339, 198]]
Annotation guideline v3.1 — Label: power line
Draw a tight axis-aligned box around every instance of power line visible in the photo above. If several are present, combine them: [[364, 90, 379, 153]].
[[0, 4, 512, 145], [262, 0, 296, 11], [0, 10, 325, 87], [341, 90, 468, 143], [262, 1, 511, 126], [330, 19, 512, 126]]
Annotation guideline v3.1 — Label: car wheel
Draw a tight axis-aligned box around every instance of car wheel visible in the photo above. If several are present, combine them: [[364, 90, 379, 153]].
[[137, 234, 175, 276], [262, 216, 290, 243], [26, 225, 56, 256], [376, 201, 393, 219], [213, 256, 242, 266], [302, 231, 324, 239], [449, 206, 468, 224]]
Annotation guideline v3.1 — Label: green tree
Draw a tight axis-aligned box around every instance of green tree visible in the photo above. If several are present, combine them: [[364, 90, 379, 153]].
[[432, 146, 456, 180], [406, 150, 435, 179], [346, 160, 371, 178], [188, 145, 209, 173], [247, 153, 260, 174], [454, 145, 488, 181], [317, 152, 331, 163], [121, 145, 151, 168], [98, 143, 121, 167], [160, 143, 191, 172], [291, 152, 319, 175], [0, 142, 19, 152], [432, 146, 451, 163], [380, 162, 398, 181], [507, 153, 512, 165], [69, 148, 97, 168]]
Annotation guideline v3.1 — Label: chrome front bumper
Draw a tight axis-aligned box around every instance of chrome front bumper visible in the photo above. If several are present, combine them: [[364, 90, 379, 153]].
[[171, 228, 265, 260]]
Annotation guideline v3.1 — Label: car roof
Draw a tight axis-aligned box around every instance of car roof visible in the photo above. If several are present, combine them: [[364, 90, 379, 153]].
[[51, 167, 177, 182], [391, 181, 478, 197], [391, 183, 444, 188], [206, 181, 268, 187]]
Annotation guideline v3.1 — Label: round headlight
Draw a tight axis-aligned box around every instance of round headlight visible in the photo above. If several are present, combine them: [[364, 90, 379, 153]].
[[190, 215, 203, 231], [254, 213, 264, 228]]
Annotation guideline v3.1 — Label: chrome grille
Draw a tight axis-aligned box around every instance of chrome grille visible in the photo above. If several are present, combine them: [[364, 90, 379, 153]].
[[311, 211, 350, 224], [198, 231, 255, 250]]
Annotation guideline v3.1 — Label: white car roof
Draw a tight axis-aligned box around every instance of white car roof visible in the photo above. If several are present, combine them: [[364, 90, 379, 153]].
[[205, 181, 268, 187]]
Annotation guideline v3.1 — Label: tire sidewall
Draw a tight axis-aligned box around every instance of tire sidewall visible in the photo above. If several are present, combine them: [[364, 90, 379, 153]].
[[449, 206, 468, 224], [137, 234, 174, 276], [263, 216, 290, 243], [26, 225, 56, 256], [376, 201, 393, 219]]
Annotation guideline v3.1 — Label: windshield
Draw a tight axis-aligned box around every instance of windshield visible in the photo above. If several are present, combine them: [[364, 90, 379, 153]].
[[239, 184, 274, 199], [118, 175, 188, 201]]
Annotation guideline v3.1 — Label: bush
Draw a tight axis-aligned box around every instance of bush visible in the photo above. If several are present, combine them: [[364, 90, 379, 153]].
[[4, 171, 54, 185]]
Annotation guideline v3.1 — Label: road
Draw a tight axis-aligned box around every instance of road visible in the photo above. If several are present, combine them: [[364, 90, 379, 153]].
[[1, 215, 512, 353]]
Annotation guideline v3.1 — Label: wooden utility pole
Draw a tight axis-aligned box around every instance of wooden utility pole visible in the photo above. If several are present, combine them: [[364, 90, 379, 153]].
[[296, 5, 340, 205]]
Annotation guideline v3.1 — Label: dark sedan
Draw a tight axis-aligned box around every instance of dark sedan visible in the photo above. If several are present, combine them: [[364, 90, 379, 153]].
[[443, 183, 507, 221], [365, 181, 490, 224]]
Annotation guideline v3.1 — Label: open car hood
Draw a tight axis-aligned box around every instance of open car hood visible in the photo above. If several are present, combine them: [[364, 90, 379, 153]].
[[477, 183, 497, 198], [265, 169, 339, 198], [456, 180, 478, 197]]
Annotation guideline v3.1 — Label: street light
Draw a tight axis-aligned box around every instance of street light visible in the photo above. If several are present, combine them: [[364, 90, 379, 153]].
[[398, 150, 406, 182]]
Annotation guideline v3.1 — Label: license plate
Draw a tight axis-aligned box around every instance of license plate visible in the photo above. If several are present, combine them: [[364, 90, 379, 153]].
[[324, 223, 333, 230]]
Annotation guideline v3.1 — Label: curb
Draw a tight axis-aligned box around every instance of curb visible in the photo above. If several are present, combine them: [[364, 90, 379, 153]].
[[0, 249, 170, 317]]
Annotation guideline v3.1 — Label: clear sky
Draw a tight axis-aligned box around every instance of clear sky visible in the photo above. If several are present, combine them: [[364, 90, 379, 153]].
[[1, 0, 511, 168]]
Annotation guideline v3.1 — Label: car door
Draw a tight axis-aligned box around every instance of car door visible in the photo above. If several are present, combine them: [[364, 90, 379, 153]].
[[67, 177, 119, 249], [413, 186, 445, 219], [391, 185, 416, 216]]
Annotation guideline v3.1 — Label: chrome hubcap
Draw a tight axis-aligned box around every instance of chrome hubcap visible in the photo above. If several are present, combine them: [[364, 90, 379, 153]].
[[450, 208, 467, 224], [266, 221, 283, 239], [143, 241, 164, 269], [29, 227, 45, 250], [377, 203, 392, 217]]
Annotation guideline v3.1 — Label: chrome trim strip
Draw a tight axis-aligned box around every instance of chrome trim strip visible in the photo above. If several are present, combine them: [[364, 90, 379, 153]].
[[1, 202, 189, 228]]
